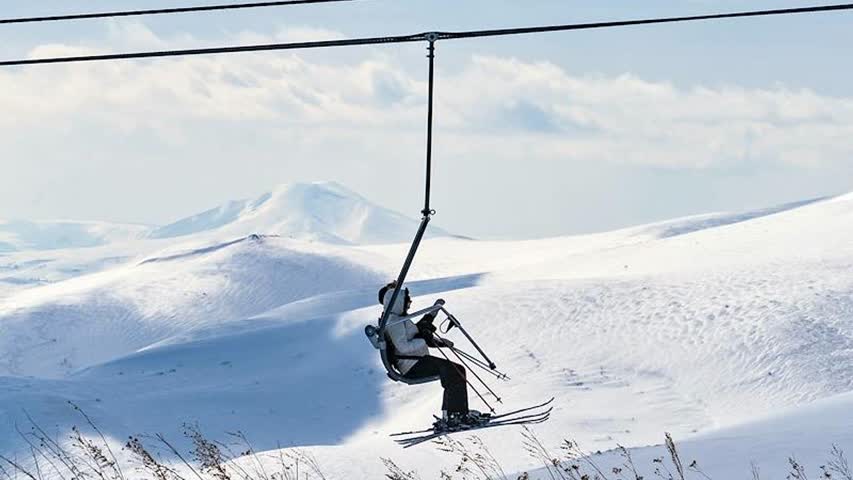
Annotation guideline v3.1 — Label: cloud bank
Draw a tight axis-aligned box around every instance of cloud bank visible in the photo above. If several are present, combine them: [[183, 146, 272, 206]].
[[1, 23, 851, 236]]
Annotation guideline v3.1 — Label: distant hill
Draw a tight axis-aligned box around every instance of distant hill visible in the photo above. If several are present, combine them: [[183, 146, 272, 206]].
[[0, 182, 451, 253], [150, 181, 451, 244], [0, 219, 148, 252]]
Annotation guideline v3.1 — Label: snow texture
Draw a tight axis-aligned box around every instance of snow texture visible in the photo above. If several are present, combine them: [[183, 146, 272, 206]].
[[1, 182, 852, 479]]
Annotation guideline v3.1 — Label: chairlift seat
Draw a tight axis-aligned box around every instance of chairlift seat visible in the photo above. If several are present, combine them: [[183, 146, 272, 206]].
[[365, 324, 440, 385]]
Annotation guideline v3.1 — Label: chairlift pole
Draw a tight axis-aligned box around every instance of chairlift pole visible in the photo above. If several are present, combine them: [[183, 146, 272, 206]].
[[378, 35, 439, 331], [423, 34, 437, 217]]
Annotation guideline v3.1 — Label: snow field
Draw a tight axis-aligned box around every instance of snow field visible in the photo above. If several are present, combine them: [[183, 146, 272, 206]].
[[1, 182, 851, 478]]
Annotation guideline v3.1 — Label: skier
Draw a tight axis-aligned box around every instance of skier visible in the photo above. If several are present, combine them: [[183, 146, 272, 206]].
[[378, 281, 486, 430]]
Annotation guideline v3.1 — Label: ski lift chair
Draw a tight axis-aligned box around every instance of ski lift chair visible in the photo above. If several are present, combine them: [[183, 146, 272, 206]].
[[364, 321, 440, 385], [381, 340, 440, 385]]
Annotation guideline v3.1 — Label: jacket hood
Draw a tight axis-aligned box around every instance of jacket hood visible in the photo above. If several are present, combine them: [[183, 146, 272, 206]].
[[383, 286, 408, 316]]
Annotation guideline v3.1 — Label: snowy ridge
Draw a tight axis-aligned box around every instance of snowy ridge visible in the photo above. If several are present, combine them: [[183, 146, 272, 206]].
[[0, 219, 149, 252], [149, 200, 253, 239], [0, 236, 383, 379], [0, 189, 852, 478], [0, 182, 451, 295], [151, 181, 451, 244], [624, 196, 827, 240], [1, 182, 451, 254]]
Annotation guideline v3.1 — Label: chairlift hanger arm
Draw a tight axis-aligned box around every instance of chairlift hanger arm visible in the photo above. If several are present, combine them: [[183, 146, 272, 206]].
[[377, 38, 438, 332]]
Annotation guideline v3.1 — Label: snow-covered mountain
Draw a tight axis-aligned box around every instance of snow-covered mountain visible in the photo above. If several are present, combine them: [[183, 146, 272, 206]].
[[0, 182, 449, 294], [0, 182, 449, 254], [150, 181, 450, 244], [1, 187, 851, 479]]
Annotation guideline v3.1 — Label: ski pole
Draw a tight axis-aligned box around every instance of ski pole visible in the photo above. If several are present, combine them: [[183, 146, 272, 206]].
[[452, 347, 510, 381], [449, 346, 503, 404], [436, 333, 503, 404], [441, 310, 498, 370], [447, 345, 504, 379]]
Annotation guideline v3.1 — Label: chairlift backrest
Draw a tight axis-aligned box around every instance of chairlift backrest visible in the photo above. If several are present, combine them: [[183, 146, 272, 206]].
[[364, 323, 440, 385]]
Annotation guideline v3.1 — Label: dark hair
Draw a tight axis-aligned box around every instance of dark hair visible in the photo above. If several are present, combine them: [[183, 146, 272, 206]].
[[378, 281, 412, 310], [378, 281, 396, 305]]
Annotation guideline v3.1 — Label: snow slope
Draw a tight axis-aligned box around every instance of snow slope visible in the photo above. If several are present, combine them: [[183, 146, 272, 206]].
[[0, 235, 382, 378], [522, 391, 853, 480], [1, 187, 852, 479]]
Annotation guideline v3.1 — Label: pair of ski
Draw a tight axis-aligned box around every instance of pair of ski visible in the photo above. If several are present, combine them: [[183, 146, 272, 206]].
[[392, 397, 554, 448]]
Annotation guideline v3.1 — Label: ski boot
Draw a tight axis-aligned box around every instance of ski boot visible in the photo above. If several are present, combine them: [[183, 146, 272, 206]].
[[462, 410, 491, 427], [441, 410, 490, 432]]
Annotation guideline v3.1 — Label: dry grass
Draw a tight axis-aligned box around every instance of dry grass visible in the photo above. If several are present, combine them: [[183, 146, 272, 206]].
[[0, 404, 329, 480], [1, 406, 849, 480]]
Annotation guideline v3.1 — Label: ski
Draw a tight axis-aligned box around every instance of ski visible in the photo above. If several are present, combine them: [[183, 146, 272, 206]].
[[395, 412, 551, 448], [389, 425, 437, 437], [390, 397, 555, 438], [394, 409, 552, 446], [489, 397, 554, 422]]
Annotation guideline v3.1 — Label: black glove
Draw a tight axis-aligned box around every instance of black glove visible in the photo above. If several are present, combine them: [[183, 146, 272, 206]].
[[416, 316, 437, 334], [437, 338, 454, 348]]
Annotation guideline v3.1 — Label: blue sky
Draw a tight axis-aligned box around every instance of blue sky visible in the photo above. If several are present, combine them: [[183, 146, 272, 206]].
[[2, 1, 852, 238]]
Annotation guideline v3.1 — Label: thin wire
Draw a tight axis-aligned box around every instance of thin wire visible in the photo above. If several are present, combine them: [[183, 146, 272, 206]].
[[2, 2, 851, 67], [0, 0, 358, 25], [0, 34, 424, 67], [436, 2, 853, 41]]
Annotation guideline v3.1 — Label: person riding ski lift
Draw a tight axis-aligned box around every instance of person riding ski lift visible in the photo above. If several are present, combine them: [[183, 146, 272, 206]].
[[378, 281, 487, 429]]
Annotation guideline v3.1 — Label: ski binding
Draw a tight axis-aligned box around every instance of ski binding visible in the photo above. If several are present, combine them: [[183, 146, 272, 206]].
[[391, 397, 554, 448]]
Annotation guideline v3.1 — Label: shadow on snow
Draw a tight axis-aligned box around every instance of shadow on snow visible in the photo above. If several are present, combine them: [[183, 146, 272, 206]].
[[0, 272, 486, 455]]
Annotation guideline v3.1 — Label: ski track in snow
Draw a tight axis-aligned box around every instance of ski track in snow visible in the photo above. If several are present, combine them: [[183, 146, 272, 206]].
[[1, 183, 852, 478]]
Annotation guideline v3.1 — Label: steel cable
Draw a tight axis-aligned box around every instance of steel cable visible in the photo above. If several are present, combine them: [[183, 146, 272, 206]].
[[3, 3, 852, 67], [0, 0, 360, 25]]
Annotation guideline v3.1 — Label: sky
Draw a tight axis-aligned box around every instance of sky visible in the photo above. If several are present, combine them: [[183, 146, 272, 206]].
[[1, 0, 852, 239]]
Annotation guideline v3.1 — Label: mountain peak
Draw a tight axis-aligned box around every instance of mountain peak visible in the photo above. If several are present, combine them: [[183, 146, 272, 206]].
[[150, 181, 448, 244]]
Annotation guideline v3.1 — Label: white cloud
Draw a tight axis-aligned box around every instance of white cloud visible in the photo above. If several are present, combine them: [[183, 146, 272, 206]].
[[1, 23, 851, 237], [439, 56, 853, 169], [3, 24, 851, 172], [274, 26, 346, 42]]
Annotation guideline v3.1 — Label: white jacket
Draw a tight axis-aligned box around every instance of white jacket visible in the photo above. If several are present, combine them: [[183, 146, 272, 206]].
[[383, 288, 428, 374]]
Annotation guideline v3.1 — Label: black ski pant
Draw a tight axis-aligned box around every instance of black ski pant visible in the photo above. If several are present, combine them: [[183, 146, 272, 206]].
[[404, 356, 468, 414]]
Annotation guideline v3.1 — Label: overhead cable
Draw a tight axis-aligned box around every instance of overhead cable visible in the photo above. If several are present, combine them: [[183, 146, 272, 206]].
[[1, 2, 851, 67], [438, 2, 853, 40], [0, 0, 357, 25]]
